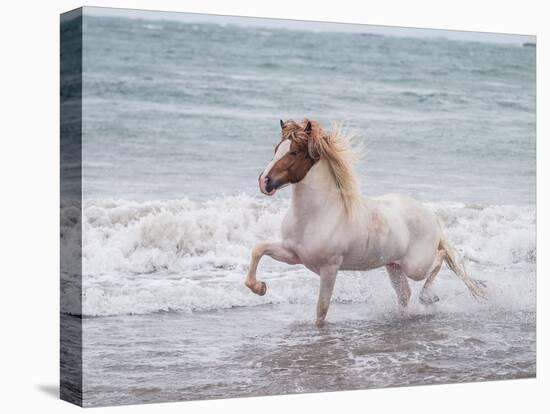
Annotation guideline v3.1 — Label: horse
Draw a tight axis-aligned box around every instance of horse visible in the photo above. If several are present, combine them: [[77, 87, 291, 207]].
[[245, 119, 487, 326]]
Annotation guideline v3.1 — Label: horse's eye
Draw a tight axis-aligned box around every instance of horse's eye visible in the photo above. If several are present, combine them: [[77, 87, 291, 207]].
[[290, 151, 298, 156]]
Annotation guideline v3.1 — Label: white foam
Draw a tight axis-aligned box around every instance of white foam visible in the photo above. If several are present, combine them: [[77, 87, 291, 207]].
[[60, 195, 536, 316]]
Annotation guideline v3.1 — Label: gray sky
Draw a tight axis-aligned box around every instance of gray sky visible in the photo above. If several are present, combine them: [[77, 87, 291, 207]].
[[82, 6, 535, 45]]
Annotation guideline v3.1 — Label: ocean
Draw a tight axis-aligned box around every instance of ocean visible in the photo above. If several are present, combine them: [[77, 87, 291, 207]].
[[62, 14, 535, 406]]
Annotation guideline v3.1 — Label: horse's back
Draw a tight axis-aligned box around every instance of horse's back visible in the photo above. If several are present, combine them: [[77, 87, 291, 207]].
[[370, 193, 441, 250], [370, 193, 441, 275], [374, 192, 440, 234]]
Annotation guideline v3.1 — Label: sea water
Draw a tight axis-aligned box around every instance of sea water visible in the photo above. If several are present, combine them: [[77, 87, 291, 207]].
[[62, 14, 536, 406]]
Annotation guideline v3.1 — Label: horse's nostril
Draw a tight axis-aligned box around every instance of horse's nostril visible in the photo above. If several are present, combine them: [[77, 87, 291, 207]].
[[265, 176, 272, 185]]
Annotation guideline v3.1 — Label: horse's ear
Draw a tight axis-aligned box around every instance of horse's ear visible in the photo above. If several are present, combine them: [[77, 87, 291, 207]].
[[305, 121, 321, 161], [304, 121, 312, 134], [280, 119, 285, 129]]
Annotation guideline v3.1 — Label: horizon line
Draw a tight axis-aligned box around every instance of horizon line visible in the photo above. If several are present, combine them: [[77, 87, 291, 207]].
[[78, 6, 536, 46]]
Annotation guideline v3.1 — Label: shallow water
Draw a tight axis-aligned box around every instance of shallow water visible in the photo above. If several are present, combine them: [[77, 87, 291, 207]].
[[80, 304, 535, 406]]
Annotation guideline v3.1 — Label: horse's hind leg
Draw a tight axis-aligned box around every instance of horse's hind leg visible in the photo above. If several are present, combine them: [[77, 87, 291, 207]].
[[386, 264, 411, 310], [419, 249, 446, 305]]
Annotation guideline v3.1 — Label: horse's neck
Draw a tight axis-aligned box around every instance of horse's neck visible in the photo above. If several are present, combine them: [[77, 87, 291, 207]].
[[291, 159, 345, 218]]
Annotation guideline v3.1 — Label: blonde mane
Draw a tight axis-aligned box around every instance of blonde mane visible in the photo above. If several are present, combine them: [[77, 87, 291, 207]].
[[282, 120, 363, 220]]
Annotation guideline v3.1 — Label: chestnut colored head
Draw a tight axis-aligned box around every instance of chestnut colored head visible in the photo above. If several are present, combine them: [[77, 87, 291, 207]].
[[259, 119, 321, 196]]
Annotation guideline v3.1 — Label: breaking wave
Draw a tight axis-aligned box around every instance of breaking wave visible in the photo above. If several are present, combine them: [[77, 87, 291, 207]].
[[60, 195, 535, 316]]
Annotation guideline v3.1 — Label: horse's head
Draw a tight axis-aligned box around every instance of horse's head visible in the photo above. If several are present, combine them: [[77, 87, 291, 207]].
[[259, 119, 321, 196]]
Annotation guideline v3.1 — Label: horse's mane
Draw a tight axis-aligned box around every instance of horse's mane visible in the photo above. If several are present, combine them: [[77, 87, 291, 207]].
[[282, 120, 363, 220]]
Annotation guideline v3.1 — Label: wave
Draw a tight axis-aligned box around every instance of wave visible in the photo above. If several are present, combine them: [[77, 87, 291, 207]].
[[60, 195, 535, 316]]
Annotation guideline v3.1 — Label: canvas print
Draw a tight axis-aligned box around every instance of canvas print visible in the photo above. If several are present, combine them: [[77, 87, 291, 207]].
[[60, 7, 536, 407]]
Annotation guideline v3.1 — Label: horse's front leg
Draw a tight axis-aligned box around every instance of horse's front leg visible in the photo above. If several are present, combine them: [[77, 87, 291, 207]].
[[315, 263, 341, 327], [245, 241, 300, 296]]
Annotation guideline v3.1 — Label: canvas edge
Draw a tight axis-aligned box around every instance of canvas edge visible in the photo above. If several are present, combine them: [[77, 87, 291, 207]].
[[60, 6, 84, 407]]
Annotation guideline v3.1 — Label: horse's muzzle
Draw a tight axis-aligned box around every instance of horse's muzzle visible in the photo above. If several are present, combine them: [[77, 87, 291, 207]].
[[259, 174, 277, 196]]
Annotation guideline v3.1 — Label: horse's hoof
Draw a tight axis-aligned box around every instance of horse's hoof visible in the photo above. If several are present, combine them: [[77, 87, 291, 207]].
[[245, 281, 267, 296], [250, 281, 267, 296], [258, 281, 267, 296], [420, 294, 439, 306], [398, 307, 411, 319]]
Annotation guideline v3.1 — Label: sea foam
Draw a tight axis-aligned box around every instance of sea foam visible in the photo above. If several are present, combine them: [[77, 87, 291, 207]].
[[60, 194, 535, 316]]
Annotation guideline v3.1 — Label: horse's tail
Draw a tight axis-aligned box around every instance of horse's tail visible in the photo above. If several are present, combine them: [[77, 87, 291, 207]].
[[439, 239, 488, 301]]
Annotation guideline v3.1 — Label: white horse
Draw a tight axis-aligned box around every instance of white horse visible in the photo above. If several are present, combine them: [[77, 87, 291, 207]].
[[245, 119, 486, 326]]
